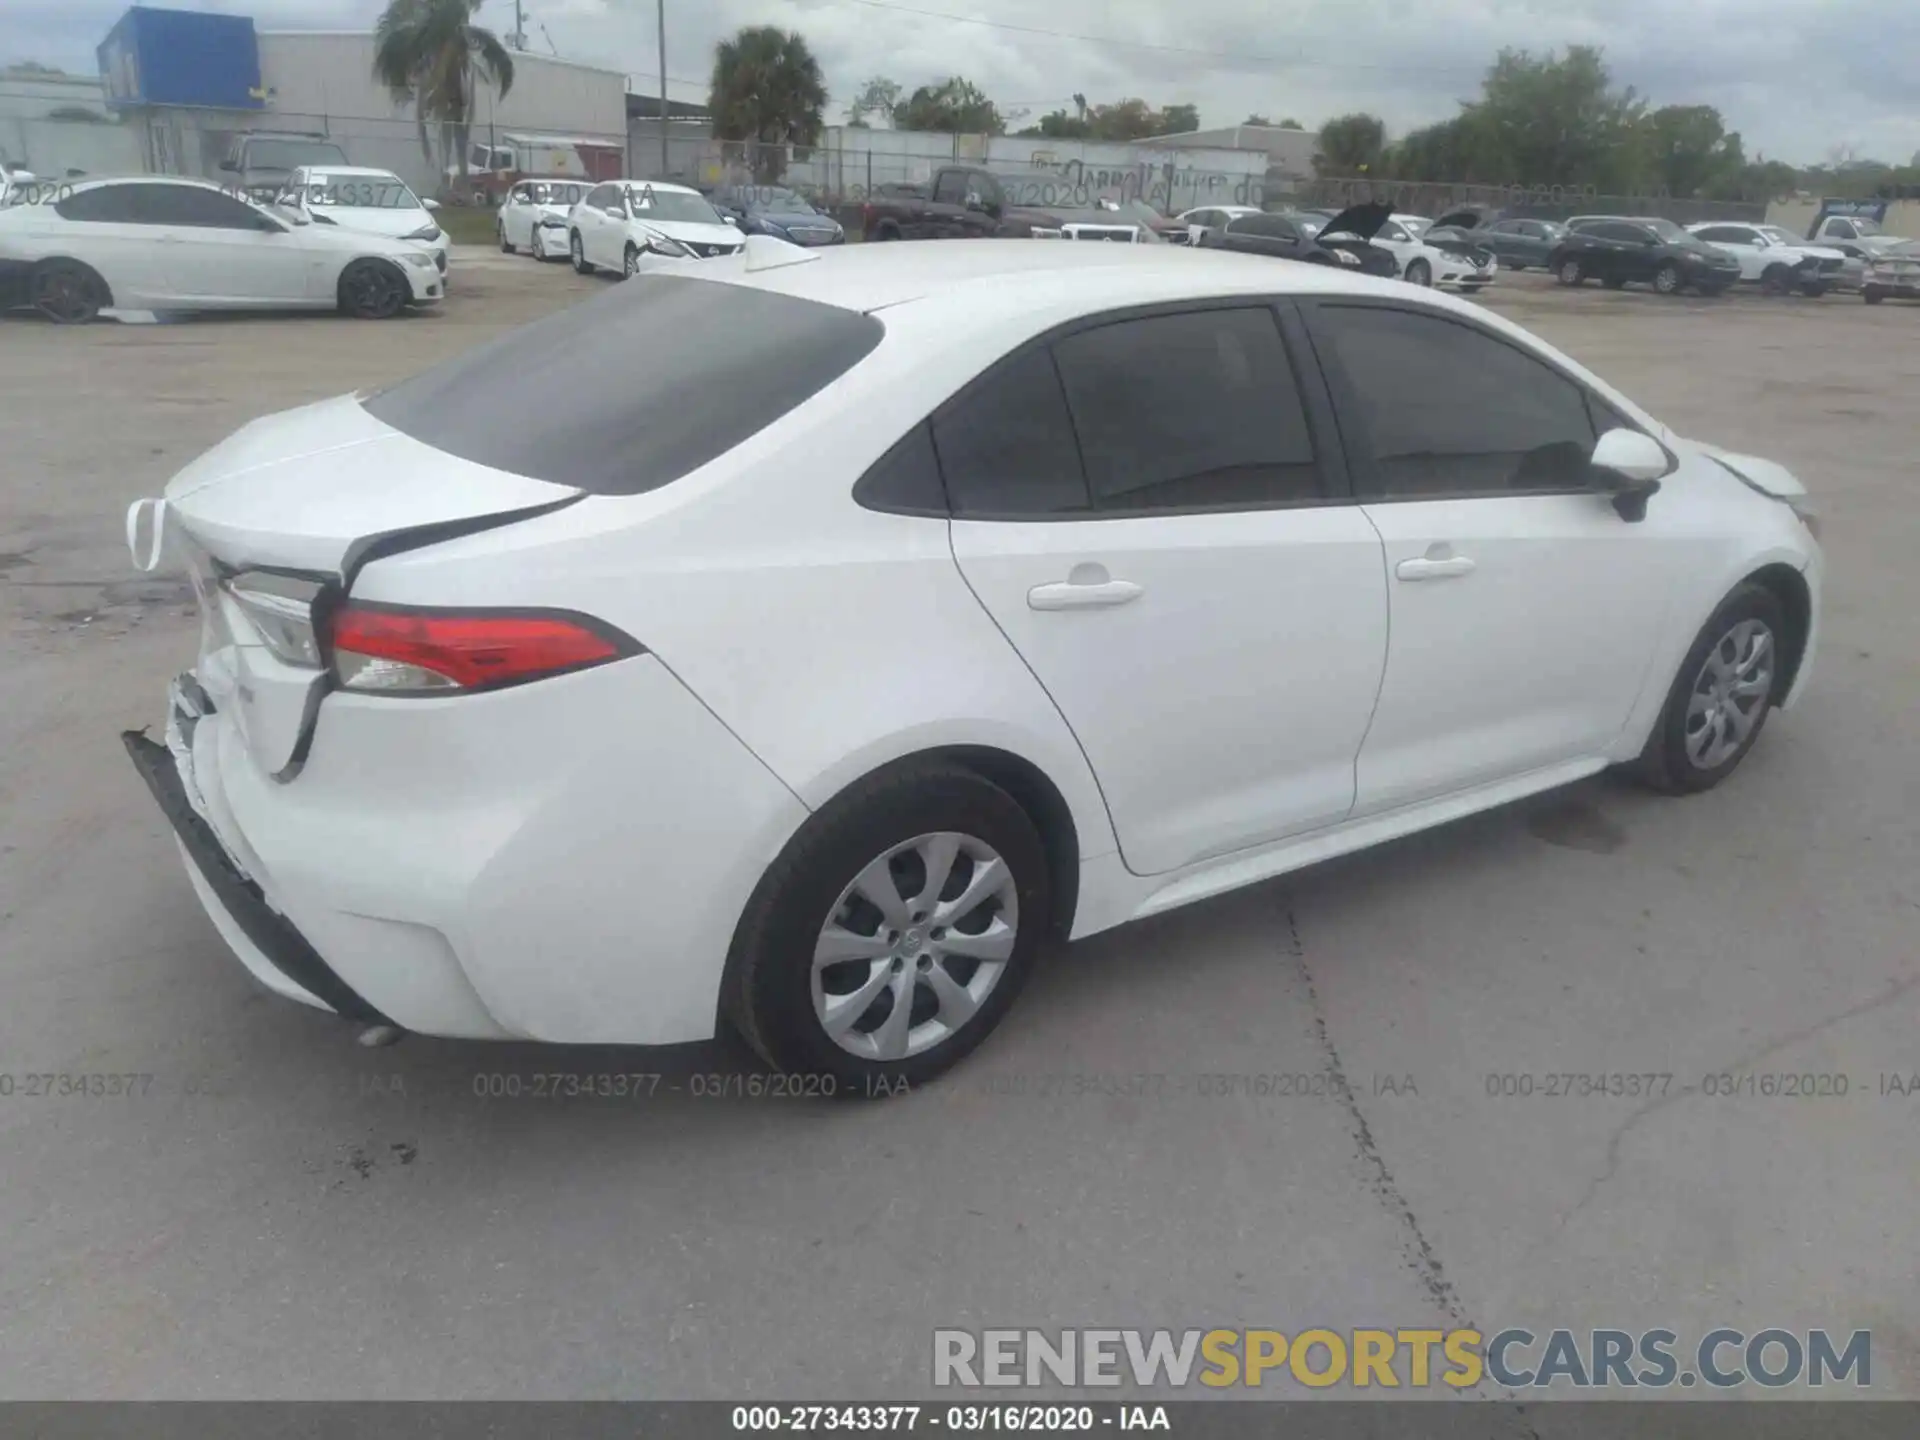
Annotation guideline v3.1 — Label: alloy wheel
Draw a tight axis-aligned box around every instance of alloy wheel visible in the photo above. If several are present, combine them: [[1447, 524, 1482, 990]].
[[1685, 618, 1774, 769], [31, 266, 99, 323], [810, 831, 1019, 1062]]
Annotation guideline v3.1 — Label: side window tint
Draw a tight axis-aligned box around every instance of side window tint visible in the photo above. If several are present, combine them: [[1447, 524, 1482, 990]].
[[55, 185, 147, 223], [932, 347, 1089, 517], [1052, 307, 1321, 511], [146, 185, 272, 229], [933, 171, 969, 206], [1315, 305, 1597, 499], [853, 423, 948, 515]]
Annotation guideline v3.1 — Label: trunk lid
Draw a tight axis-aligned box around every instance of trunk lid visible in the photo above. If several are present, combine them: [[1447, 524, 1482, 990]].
[[142, 393, 582, 777], [161, 393, 580, 575]]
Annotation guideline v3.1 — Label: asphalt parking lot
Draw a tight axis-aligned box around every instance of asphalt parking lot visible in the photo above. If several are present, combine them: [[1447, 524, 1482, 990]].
[[1, 248, 1916, 1404]]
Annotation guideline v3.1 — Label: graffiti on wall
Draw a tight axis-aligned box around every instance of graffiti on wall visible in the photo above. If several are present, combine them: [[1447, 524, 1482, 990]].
[[1004, 155, 1266, 212]]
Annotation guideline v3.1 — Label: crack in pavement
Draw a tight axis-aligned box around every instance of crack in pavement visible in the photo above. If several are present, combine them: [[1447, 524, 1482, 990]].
[[1544, 964, 1920, 1249], [1281, 897, 1540, 1436]]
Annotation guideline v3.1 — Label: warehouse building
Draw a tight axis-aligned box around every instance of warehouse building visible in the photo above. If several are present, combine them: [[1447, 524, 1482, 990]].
[[96, 5, 627, 194]]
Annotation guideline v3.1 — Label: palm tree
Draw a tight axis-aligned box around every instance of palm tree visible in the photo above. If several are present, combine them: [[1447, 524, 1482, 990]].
[[708, 26, 827, 182], [373, 0, 515, 191]]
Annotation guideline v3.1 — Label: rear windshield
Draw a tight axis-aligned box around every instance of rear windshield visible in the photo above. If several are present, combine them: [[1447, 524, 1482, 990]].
[[363, 275, 884, 495]]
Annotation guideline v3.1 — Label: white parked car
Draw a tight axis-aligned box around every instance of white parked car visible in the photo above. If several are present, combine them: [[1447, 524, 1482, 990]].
[[0, 176, 444, 322], [496, 177, 590, 260], [274, 165, 448, 280], [122, 238, 1822, 1086], [1350, 212, 1498, 290], [1175, 203, 1263, 244], [568, 179, 743, 277], [1685, 221, 1853, 295]]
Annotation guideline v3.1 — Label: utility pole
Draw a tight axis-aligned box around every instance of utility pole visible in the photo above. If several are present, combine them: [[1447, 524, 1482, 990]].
[[656, 0, 670, 178], [511, 0, 526, 50]]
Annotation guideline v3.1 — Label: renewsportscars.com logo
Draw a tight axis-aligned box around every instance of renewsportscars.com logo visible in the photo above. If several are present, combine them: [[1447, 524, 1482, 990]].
[[932, 1328, 1872, 1391]]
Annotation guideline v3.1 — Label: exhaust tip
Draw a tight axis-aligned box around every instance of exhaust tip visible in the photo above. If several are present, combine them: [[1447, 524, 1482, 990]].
[[356, 1023, 408, 1048]]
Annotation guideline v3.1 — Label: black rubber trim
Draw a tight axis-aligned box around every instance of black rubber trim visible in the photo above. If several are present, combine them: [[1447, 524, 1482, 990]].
[[122, 730, 390, 1024]]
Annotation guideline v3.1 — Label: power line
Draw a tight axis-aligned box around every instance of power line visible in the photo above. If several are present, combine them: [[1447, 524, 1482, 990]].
[[831, 0, 1490, 76]]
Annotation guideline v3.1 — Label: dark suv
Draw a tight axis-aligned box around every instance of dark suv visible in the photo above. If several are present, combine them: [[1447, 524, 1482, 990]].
[[1549, 217, 1741, 296]]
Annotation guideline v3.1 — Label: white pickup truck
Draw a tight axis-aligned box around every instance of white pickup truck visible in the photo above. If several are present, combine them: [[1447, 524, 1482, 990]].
[[1805, 211, 1903, 261], [1686, 221, 1859, 294]]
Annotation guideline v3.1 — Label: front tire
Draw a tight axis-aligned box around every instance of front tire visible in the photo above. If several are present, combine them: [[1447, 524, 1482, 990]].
[[28, 259, 109, 324], [1627, 584, 1786, 794], [337, 258, 408, 319], [725, 763, 1051, 1091], [1760, 263, 1793, 296], [499, 224, 515, 254], [1405, 258, 1432, 287], [570, 231, 593, 274], [623, 242, 640, 278]]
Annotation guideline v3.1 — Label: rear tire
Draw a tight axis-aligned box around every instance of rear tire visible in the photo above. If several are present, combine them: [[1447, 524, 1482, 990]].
[[28, 258, 110, 323], [1864, 286, 1885, 305], [1626, 584, 1786, 795], [1556, 257, 1584, 286], [868, 221, 901, 242], [725, 763, 1051, 1092], [337, 258, 408, 319], [570, 230, 593, 274], [1653, 261, 1683, 295]]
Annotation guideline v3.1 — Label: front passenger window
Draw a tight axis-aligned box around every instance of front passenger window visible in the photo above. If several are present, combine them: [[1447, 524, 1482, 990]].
[[1312, 305, 1597, 500]]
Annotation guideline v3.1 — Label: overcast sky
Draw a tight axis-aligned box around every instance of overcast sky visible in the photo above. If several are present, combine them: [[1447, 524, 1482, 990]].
[[10, 0, 1917, 166]]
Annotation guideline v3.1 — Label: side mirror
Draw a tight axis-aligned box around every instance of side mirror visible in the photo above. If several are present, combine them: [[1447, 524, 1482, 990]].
[[422, 198, 441, 212], [1589, 427, 1670, 522], [219, 159, 239, 172]]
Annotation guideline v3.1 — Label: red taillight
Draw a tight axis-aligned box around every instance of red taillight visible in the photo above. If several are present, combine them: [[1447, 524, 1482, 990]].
[[329, 605, 638, 694]]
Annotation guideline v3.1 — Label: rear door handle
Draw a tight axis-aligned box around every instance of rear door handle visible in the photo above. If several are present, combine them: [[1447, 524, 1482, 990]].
[[1395, 555, 1476, 581], [1028, 563, 1144, 611]]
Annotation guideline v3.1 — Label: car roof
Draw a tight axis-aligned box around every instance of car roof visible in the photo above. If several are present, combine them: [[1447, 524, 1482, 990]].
[[618, 179, 700, 195], [678, 236, 1461, 320], [51, 175, 244, 196], [298, 166, 407, 180]]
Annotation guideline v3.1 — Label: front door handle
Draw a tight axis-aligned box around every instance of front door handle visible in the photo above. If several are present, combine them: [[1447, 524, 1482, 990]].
[[1395, 555, 1476, 581], [1028, 562, 1144, 611]]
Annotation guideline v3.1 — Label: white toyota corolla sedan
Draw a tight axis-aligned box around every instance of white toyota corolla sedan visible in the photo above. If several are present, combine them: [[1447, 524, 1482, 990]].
[[122, 237, 1822, 1087], [0, 176, 444, 322]]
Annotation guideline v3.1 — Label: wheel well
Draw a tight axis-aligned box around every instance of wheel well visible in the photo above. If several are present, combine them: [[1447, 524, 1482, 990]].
[[1743, 562, 1812, 701], [937, 746, 1081, 939], [33, 256, 114, 306]]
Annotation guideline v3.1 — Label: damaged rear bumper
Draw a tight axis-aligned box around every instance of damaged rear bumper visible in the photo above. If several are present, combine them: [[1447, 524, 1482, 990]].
[[124, 723, 390, 1023]]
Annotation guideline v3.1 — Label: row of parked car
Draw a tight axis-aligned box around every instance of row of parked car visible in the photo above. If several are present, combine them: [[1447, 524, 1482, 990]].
[[1179, 201, 1920, 304], [491, 176, 845, 277]]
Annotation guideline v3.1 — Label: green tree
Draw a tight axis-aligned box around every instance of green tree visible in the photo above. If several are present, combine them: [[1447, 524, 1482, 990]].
[[1158, 103, 1200, 135], [1243, 114, 1271, 126], [893, 77, 1004, 134], [1315, 112, 1386, 175], [1464, 46, 1643, 188], [372, 0, 515, 185], [1381, 115, 1491, 182], [1639, 104, 1744, 196], [709, 26, 828, 179], [1277, 117, 1304, 129], [845, 75, 901, 129]]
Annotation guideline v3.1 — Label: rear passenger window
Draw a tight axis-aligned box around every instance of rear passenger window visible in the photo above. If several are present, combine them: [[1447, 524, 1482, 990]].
[[932, 347, 1090, 517], [854, 423, 948, 515], [1051, 307, 1321, 511], [1312, 305, 1596, 499]]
